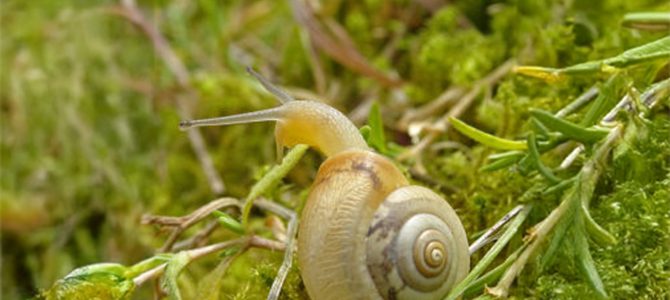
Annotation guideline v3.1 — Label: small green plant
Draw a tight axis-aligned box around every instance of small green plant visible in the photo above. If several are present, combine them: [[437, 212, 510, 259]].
[[4, 0, 668, 299], [447, 34, 669, 299]]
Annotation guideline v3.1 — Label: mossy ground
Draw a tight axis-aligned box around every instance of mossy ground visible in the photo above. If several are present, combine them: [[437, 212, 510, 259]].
[[2, 0, 669, 299]]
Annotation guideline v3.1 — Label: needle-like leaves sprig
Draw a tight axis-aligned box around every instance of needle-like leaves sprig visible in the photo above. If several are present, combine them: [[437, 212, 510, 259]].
[[447, 25, 670, 298], [514, 36, 670, 82]]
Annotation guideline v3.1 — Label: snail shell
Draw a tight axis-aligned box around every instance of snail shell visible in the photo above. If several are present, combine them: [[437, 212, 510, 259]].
[[180, 69, 470, 300], [298, 150, 469, 300], [366, 186, 470, 299]]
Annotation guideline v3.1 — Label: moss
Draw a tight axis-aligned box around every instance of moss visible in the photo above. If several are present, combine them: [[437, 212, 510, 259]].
[[522, 115, 670, 299], [412, 27, 502, 102], [4, 0, 670, 299], [529, 178, 670, 299]]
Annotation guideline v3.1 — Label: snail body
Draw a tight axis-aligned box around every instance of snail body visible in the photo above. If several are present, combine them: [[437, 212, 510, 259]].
[[180, 70, 470, 299], [301, 150, 469, 299]]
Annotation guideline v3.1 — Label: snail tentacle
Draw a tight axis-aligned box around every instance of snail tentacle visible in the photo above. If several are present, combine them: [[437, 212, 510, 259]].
[[179, 69, 470, 300]]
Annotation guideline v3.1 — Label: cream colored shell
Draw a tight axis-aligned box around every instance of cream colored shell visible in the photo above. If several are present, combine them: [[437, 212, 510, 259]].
[[179, 70, 470, 299], [298, 150, 469, 300], [366, 186, 470, 299]]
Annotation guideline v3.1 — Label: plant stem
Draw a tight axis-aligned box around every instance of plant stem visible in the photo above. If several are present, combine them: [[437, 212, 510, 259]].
[[487, 125, 622, 297], [131, 235, 285, 287], [257, 198, 299, 300], [241, 144, 309, 228], [446, 205, 531, 300], [556, 86, 599, 117], [400, 60, 515, 160], [468, 205, 525, 255]]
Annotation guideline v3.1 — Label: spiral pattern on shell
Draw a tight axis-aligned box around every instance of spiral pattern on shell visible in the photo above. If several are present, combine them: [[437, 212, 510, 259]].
[[297, 151, 469, 300], [366, 186, 470, 299], [181, 71, 471, 300]]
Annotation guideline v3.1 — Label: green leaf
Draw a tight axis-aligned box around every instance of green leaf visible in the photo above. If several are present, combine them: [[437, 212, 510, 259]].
[[580, 74, 629, 126], [515, 36, 670, 80], [542, 177, 577, 196], [527, 132, 561, 183], [462, 247, 524, 298], [242, 144, 309, 228], [479, 152, 524, 172], [63, 263, 128, 278], [126, 255, 172, 279], [160, 252, 192, 300], [446, 206, 531, 300], [622, 12, 670, 30], [367, 102, 388, 153], [43, 263, 135, 300], [487, 150, 524, 161], [530, 117, 551, 137], [359, 125, 371, 140], [573, 224, 608, 299], [540, 178, 582, 270], [530, 109, 609, 143], [449, 117, 527, 150], [581, 204, 616, 246], [603, 35, 670, 67], [516, 154, 534, 176], [195, 255, 239, 300], [212, 210, 244, 234]]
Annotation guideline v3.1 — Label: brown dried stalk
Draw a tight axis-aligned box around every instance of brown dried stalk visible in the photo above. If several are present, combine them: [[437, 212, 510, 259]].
[[289, 0, 403, 87], [398, 86, 466, 130], [142, 197, 241, 252], [487, 126, 622, 297], [114, 0, 225, 195], [255, 198, 299, 300], [132, 235, 285, 287], [172, 221, 220, 251], [141, 196, 297, 300], [399, 59, 515, 161]]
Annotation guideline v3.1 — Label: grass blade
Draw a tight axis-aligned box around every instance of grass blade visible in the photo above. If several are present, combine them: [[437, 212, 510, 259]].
[[581, 74, 629, 126], [367, 102, 388, 153], [573, 225, 608, 299], [515, 36, 670, 80], [581, 204, 616, 246], [242, 144, 309, 228], [212, 211, 245, 234], [622, 12, 670, 31], [527, 132, 561, 183], [542, 177, 577, 196], [530, 109, 609, 143], [480, 152, 524, 172], [449, 117, 527, 150], [161, 252, 191, 300], [445, 206, 531, 300]]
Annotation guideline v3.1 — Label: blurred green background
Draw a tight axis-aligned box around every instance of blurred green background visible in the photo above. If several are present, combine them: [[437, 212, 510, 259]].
[[1, 0, 669, 299]]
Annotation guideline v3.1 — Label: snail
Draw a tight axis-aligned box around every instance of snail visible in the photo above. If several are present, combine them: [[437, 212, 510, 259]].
[[180, 69, 470, 300]]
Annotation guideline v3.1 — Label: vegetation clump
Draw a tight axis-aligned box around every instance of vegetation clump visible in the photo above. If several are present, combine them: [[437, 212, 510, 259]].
[[1, 0, 669, 299]]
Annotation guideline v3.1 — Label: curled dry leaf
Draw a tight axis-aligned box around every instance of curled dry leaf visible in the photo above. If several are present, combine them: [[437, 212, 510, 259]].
[[288, 0, 403, 87]]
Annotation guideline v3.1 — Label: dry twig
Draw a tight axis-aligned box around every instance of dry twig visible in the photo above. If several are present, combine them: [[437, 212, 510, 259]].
[[289, 0, 402, 87], [132, 235, 285, 287], [255, 198, 299, 300], [115, 0, 225, 195], [141, 196, 297, 299], [142, 197, 241, 252], [399, 60, 515, 161], [172, 220, 221, 251], [399, 86, 466, 130]]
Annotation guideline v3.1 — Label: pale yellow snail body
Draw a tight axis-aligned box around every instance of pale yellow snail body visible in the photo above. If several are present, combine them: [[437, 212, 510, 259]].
[[180, 69, 470, 299]]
